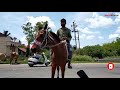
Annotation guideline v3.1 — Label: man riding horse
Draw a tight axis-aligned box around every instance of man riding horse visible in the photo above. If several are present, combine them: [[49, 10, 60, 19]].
[[57, 18, 72, 69]]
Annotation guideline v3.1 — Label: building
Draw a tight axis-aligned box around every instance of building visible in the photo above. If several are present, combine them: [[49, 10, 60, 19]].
[[0, 32, 21, 56]]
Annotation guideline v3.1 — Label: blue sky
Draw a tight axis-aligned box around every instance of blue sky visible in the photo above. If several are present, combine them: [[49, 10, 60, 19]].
[[0, 12, 120, 48]]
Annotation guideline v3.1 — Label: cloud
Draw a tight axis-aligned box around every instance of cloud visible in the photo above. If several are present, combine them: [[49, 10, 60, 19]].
[[92, 12, 99, 17], [115, 26, 120, 33], [73, 12, 93, 23], [67, 12, 93, 28], [85, 12, 114, 28], [114, 13, 120, 23], [76, 27, 100, 34], [98, 36, 104, 39], [108, 25, 120, 40], [26, 16, 55, 28], [86, 35, 95, 40], [20, 35, 27, 45], [109, 34, 119, 39], [79, 34, 86, 39]]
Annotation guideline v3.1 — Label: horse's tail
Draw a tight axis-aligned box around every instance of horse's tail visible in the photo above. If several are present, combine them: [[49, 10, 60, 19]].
[[57, 66, 59, 78]]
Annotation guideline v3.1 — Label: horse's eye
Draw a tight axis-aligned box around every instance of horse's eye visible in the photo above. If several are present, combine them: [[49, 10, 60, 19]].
[[40, 32, 44, 34]]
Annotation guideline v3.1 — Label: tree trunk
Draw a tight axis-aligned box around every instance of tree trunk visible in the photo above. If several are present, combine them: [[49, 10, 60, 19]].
[[26, 41, 30, 57]]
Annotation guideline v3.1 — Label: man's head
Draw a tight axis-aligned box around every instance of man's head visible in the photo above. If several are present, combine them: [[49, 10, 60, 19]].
[[61, 18, 66, 27]]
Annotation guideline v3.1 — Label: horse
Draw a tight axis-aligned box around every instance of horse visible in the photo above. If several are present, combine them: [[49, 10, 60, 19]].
[[31, 29, 68, 78], [10, 52, 19, 64], [0, 53, 6, 62]]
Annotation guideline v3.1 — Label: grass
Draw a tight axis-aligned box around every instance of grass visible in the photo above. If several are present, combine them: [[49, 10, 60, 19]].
[[71, 54, 120, 63], [1, 54, 120, 64], [72, 54, 95, 62], [0, 56, 28, 64]]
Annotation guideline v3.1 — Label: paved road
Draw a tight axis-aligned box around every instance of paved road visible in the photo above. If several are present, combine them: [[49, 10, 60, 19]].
[[0, 63, 120, 78]]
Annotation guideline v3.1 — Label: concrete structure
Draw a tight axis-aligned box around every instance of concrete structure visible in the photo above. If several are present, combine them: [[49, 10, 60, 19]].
[[0, 33, 21, 56]]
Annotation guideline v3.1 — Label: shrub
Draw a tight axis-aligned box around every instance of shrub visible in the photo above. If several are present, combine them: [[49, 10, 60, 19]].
[[72, 54, 94, 62]]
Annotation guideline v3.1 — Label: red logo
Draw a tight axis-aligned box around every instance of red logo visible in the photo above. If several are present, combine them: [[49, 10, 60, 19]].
[[104, 13, 119, 17], [107, 62, 114, 70]]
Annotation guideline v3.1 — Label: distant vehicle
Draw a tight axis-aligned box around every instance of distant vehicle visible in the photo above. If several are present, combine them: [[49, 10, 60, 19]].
[[28, 52, 50, 67]]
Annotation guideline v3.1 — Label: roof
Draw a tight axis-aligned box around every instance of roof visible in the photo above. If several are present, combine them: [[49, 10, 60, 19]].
[[18, 48, 26, 53], [0, 33, 5, 37], [0, 33, 13, 40]]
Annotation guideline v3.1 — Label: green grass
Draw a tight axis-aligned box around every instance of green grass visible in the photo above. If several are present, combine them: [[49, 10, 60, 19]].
[[71, 54, 120, 63], [1, 54, 120, 64], [0, 56, 28, 64], [72, 54, 95, 62]]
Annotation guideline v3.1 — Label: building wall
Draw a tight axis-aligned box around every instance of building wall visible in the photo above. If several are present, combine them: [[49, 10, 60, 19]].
[[0, 45, 6, 54], [0, 37, 20, 56], [0, 37, 6, 54]]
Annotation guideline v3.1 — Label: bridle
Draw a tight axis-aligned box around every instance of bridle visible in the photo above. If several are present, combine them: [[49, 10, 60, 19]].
[[35, 29, 67, 49], [34, 29, 48, 49]]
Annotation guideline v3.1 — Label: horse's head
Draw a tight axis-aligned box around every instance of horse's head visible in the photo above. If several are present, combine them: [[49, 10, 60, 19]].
[[31, 28, 61, 50], [31, 29, 46, 52]]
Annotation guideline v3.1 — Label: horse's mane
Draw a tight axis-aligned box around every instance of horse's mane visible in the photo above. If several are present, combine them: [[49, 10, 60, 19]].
[[49, 31, 61, 42]]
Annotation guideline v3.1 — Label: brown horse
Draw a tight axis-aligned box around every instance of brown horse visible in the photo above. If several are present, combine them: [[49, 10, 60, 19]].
[[32, 29, 68, 78], [10, 52, 19, 64], [0, 53, 6, 62]]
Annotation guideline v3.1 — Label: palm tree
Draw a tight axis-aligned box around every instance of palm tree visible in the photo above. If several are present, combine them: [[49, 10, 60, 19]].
[[3, 30, 11, 37]]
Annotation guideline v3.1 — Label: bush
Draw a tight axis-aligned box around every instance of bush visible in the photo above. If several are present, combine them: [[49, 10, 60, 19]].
[[72, 54, 94, 62], [44, 50, 50, 60]]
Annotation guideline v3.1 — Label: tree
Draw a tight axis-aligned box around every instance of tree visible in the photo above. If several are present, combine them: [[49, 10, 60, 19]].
[[22, 22, 34, 57], [34, 21, 48, 33], [3, 30, 11, 37], [22, 21, 48, 57]]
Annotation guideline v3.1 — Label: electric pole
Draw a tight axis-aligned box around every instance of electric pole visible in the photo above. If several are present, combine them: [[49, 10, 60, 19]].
[[71, 21, 78, 48], [78, 30, 80, 49]]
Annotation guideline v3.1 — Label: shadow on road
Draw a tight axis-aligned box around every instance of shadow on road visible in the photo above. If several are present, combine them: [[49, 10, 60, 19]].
[[32, 65, 50, 67]]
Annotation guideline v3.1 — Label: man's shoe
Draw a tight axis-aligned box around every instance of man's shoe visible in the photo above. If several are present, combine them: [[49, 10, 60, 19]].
[[68, 65, 72, 69]]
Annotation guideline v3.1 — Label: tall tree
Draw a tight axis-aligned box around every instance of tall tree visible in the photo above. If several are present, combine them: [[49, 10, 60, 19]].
[[22, 22, 34, 57], [34, 21, 48, 33], [22, 21, 48, 57]]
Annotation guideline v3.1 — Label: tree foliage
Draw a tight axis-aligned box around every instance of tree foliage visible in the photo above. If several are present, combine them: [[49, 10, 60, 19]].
[[22, 21, 49, 57], [74, 37, 120, 58]]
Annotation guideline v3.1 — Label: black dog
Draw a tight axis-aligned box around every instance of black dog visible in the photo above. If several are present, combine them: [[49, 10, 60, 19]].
[[77, 70, 89, 78]]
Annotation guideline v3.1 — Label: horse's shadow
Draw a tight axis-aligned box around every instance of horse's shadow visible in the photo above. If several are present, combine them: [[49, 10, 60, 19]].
[[32, 65, 50, 67]]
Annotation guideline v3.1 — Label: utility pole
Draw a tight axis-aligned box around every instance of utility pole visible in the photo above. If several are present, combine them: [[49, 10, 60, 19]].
[[71, 21, 78, 48], [78, 30, 80, 49]]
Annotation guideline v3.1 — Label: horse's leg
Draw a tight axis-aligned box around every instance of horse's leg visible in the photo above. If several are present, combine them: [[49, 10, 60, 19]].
[[51, 64, 56, 78], [15, 58, 17, 64], [10, 58, 12, 64], [57, 66, 59, 78], [60, 64, 66, 78], [15, 57, 18, 64]]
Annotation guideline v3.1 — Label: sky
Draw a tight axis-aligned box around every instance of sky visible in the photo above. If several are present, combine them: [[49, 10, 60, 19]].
[[0, 12, 120, 48]]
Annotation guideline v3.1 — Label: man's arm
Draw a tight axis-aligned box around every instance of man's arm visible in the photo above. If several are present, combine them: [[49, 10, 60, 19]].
[[67, 29, 72, 42], [57, 30, 59, 37]]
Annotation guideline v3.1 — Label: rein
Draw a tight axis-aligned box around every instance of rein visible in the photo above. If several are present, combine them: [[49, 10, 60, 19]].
[[49, 40, 67, 48]]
